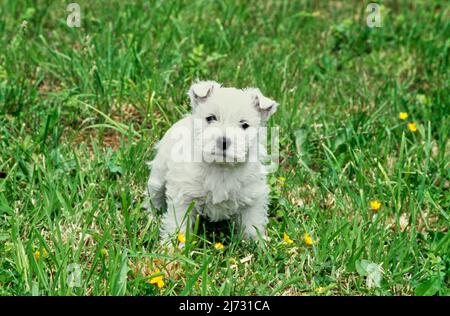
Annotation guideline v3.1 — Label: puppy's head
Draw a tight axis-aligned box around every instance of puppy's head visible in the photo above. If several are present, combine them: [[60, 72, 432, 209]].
[[188, 80, 278, 164]]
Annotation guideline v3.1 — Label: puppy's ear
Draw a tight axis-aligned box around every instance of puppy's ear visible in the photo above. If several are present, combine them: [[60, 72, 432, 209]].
[[188, 80, 221, 108], [250, 88, 279, 122]]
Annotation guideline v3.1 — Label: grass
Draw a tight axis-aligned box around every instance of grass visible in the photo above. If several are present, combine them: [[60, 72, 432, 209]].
[[0, 0, 449, 296]]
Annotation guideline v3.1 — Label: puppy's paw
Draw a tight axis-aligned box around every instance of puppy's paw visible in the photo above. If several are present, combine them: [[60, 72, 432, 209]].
[[242, 226, 267, 242]]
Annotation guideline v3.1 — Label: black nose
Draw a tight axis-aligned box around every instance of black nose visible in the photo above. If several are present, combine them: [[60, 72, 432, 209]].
[[217, 137, 231, 151]]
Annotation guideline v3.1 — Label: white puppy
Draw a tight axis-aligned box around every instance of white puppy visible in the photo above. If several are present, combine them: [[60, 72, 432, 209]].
[[146, 80, 278, 242]]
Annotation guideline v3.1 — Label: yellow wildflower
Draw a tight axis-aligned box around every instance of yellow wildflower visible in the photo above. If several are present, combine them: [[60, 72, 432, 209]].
[[370, 200, 381, 212], [283, 232, 294, 244], [148, 269, 164, 288], [304, 233, 314, 246], [100, 248, 108, 256], [34, 248, 48, 260], [399, 112, 408, 120], [214, 242, 224, 250], [177, 232, 186, 244], [407, 122, 417, 132], [315, 287, 326, 294]]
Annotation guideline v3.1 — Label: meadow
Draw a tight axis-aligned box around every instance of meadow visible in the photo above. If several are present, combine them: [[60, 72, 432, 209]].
[[0, 0, 448, 295]]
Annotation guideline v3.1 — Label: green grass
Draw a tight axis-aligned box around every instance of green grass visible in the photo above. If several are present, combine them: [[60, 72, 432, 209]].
[[0, 0, 449, 296]]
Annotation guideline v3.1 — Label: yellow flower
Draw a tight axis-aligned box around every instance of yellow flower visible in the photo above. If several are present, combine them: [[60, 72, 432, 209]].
[[407, 122, 417, 132], [304, 233, 314, 246], [370, 200, 381, 212], [315, 287, 326, 294], [214, 242, 224, 250], [100, 248, 108, 256], [399, 112, 408, 120], [148, 269, 164, 288], [177, 232, 186, 244], [277, 176, 286, 186], [283, 232, 294, 244], [34, 249, 48, 260]]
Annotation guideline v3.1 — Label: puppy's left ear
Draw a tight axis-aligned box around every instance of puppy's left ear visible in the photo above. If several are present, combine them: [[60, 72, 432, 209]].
[[251, 89, 279, 122], [188, 80, 221, 109]]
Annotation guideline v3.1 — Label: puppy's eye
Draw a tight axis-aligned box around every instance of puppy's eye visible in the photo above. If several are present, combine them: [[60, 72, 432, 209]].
[[240, 121, 250, 130], [206, 115, 217, 123]]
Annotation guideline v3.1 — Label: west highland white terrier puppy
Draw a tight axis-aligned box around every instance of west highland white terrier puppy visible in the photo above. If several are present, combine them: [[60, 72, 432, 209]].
[[146, 80, 278, 242]]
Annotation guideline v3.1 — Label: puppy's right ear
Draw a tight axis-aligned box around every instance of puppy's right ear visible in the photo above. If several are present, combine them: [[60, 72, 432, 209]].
[[188, 80, 221, 108]]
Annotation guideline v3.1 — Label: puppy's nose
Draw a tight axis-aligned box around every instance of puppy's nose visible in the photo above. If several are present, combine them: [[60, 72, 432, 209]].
[[217, 137, 231, 151]]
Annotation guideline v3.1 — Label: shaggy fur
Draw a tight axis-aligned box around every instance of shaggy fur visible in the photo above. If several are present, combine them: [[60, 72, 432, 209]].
[[145, 80, 278, 241]]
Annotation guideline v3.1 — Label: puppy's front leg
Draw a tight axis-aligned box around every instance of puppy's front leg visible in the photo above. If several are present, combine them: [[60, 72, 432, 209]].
[[160, 200, 194, 242], [237, 204, 268, 241]]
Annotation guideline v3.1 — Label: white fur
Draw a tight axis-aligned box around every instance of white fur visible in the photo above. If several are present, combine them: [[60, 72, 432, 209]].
[[145, 80, 278, 242]]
